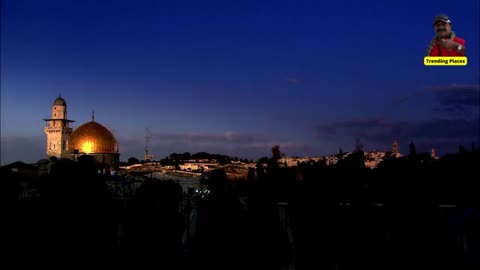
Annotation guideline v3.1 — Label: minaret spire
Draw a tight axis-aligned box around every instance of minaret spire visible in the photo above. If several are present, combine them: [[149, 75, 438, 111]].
[[44, 95, 74, 159]]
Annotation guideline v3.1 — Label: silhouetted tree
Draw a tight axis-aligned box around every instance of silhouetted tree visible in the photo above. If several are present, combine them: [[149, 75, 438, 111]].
[[409, 141, 416, 157], [191, 152, 209, 160], [354, 137, 363, 153], [459, 144, 468, 154], [257, 156, 269, 164], [247, 167, 256, 182], [118, 161, 128, 166], [182, 152, 191, 160], [337, 147, 344, 159], [127, 157, 140, 165], [218, 158, 227, 166], [272, 145, 282, 161], [169, 152, 179, 160]]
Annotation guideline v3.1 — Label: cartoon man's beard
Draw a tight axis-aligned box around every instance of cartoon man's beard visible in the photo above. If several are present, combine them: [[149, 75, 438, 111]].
[[436, 29, 447, 37]]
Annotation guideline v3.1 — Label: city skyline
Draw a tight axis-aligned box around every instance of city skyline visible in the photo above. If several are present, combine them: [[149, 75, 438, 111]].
[[1, 0, 479, 164]]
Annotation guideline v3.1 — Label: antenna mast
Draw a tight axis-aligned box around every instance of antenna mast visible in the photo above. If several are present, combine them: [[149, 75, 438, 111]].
[[144, 128, 153, 162]]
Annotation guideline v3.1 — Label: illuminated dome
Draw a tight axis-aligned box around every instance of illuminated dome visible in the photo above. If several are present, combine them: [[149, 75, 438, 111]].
[[53, 96, 67, 106], [69, 121, 118, 154]]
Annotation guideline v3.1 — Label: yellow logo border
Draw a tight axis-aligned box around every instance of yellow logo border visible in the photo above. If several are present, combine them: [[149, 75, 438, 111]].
[[424, 56, 467, 66]]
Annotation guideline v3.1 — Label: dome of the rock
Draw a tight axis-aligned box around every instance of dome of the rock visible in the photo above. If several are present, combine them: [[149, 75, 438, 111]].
[[69, 121, 118, 154]]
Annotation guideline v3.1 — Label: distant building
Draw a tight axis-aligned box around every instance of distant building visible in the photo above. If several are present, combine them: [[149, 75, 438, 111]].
[[393, 139, 399, 157], [43, 96, 120, 168], [279, 144, 403, 169]]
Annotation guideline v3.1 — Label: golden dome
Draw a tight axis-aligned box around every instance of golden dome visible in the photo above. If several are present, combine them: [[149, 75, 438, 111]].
[[69, 121, 118, 154]]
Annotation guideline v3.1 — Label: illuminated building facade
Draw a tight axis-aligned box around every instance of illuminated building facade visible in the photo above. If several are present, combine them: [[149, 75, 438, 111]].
[[43, 96, 74, 159], [44, 96, 120, 168]]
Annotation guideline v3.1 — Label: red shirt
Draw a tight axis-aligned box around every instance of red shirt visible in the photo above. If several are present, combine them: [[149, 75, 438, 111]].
[[429, 37, 465, 56]]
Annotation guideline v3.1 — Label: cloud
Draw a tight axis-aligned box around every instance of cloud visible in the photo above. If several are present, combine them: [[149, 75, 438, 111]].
[[286, 77, 303, 85], [392, 83, 480, 109], [319, 119, 409, 141], [1, 135, 45, 165], [433, 85, 479, 114], [116, 131, 307, 161], [423, 83, 480, 92], [392, 92, 426, 105], [316, 118, 479, 156], [150, 131, 270, 145]]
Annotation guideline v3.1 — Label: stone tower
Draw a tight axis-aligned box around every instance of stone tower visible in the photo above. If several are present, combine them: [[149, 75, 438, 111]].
[[43, 95, 75, 159], [392, 139, 399, 157]]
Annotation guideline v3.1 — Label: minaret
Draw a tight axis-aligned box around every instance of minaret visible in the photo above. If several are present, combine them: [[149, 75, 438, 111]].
[[43, 95, 75, 159], [393, 139, 399, 157]]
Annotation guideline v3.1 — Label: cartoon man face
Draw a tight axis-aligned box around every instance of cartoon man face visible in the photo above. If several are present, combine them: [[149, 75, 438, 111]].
[[435, 21, 452, 39]]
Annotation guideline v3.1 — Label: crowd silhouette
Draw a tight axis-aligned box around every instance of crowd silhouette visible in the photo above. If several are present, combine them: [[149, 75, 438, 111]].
[[1, 145, 479, 269]]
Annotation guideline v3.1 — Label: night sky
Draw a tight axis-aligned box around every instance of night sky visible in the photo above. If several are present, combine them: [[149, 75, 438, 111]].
[[1, 0, 479, 164]]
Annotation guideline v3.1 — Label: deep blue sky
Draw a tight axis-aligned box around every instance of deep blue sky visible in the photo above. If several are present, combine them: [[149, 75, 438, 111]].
[[1, 0, 479, 164]]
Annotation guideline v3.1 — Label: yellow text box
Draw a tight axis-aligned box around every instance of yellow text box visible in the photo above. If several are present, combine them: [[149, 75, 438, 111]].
[[424, 56, 467, 66]]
